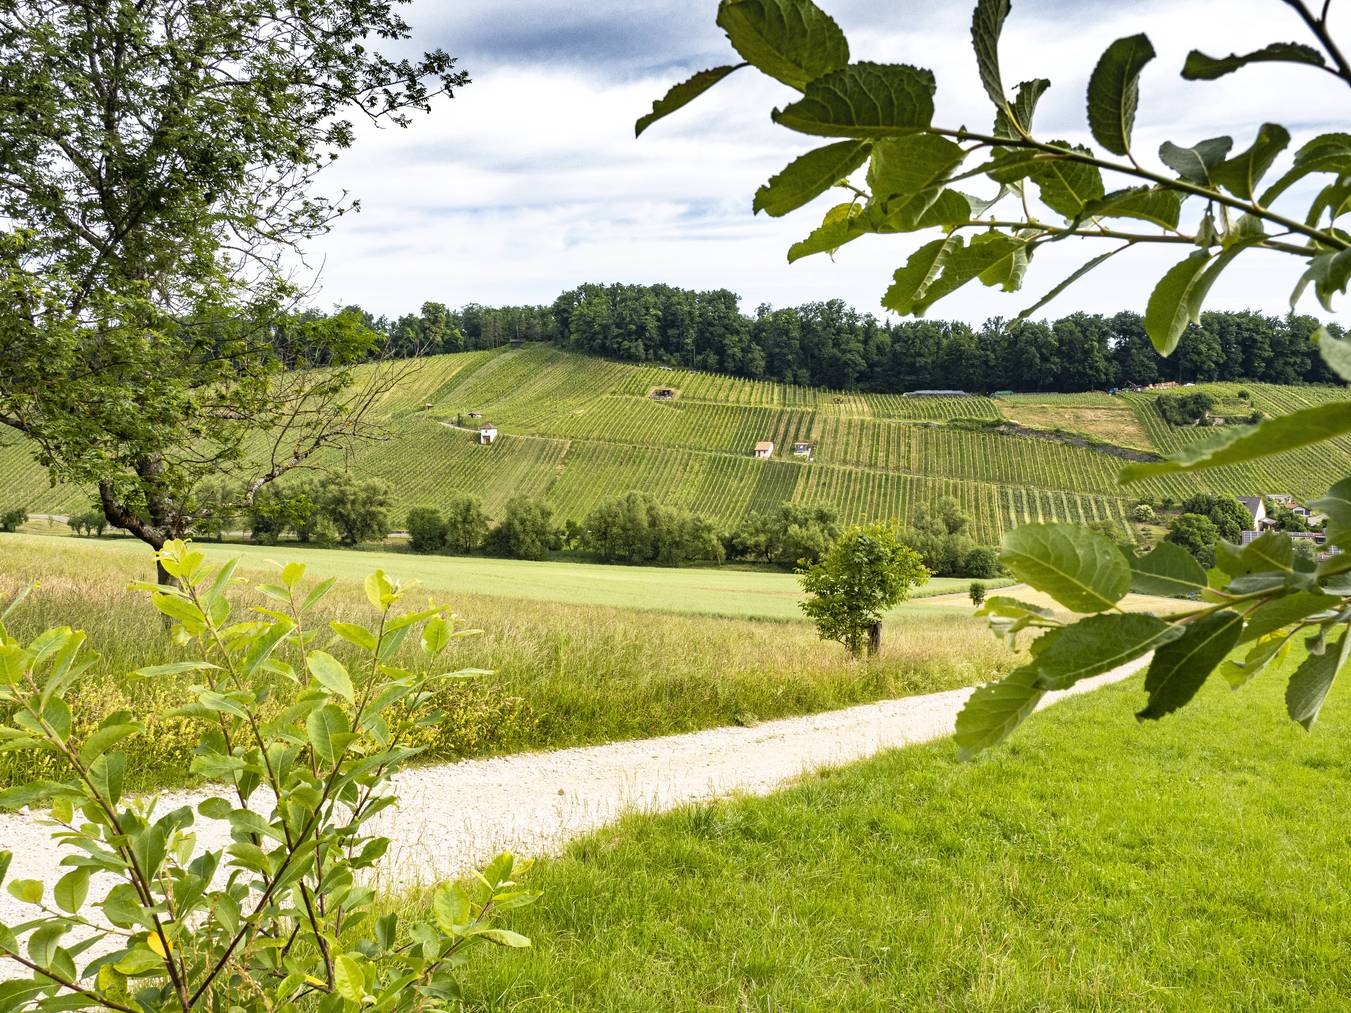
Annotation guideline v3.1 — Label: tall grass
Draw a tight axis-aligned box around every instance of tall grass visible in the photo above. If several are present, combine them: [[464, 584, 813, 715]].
[[0, 538, 1014, 791]]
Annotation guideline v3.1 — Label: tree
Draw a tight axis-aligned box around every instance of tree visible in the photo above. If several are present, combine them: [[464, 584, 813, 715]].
[[1165, 512, 1222, 569], [1177, 493, 1251, 542], [798, 524, 930, 656], [0, 507, 27, 533], [0, 2, 467, 583], [321, 477, 393, 546], [406, 507, 448, 553], [444, 494, 491, 554], [1132, 503, 1157, 524], [969, 582, 987, 607], [647, 0, 1351, 754], [962, 546, 1002, 579], [192, 480, 238, 542], [69, 509, 107, 538], [487, 497, 557, 560]]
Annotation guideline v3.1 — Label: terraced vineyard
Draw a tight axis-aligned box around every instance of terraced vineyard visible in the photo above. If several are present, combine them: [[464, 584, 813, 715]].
[[4, 344, 1349, 542]]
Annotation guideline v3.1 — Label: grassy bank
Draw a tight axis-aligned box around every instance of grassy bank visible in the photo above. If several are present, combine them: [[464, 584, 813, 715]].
[[452, 657, 1351, 1011], [0, 535, 1015, 792]]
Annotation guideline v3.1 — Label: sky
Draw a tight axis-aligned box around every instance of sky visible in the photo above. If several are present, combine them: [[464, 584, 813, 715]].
[[305, 0, 1349, 326]]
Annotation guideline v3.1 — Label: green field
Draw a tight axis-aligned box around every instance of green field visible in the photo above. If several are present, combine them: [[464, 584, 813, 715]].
[[455, 657, 1351, 1011], [4, 345, 1349, 542]]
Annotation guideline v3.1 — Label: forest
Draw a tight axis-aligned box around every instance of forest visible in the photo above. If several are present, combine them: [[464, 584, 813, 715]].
[[340, 283, 1347, 394]]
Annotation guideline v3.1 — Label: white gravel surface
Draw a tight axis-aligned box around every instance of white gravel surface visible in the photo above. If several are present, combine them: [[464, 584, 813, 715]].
[[0, 658, 1146, 931]]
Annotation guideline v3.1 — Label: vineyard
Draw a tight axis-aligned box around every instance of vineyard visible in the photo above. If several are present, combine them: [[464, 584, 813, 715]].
[[3, 344, 1350, 543]]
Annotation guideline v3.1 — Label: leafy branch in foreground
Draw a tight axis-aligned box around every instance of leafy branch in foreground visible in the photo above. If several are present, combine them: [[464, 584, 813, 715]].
[[0, 542, 534, 1009], [643, 0, 1351, 752]]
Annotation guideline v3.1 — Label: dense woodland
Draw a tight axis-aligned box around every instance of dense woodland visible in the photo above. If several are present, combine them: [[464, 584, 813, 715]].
[[340, 283, 1347, 394]]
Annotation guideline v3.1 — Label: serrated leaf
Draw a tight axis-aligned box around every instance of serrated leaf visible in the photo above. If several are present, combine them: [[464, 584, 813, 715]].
[[787, 201, 865, 262], [1130, 541, 1208, 597], [1000, 523, 1131, 613], [1144, 250, 1212, 354], [1137, 611, 1242, 719], [1086, 33, 1155, 156], [955, 667, 1043, 758], [754, 140, 870, 217], [1312, 476, 1351, 547], [995, 78, 1050, 139], [1123, 402, 1351, 483], [882, 236, 958, 314], [868, 134, 966, 214], [1292, 248, 1351, 313], [1159, 136, 1233, 186], [1286, 625, 1351, 729], [1210, 123, 1291, 200], [1029, 144, 1104, 218], [1027, 613, 1180, 691], [772, 62, 936, 138], [1079, 187, 1181, 229], [635, 64, 747, 137], [1241, 591, 1340, 644], [1262, 132, 1351, 204], [970, 0, 1010, 109], [1182, 41, 1326, 80], [717, 0, 849, 91]]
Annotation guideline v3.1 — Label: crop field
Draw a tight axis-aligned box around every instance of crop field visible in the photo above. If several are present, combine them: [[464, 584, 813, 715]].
[[3, 344, 1350, 540]]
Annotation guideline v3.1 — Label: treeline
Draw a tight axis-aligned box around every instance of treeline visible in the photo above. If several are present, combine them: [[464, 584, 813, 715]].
[[334, 283, 1346, 394]]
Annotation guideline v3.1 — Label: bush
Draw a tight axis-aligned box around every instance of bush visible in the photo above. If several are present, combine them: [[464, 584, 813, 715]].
[[444, 493, 491, 554], [584, 491, 725, 566], [0, 507, 27, 533], [961, 546, 1002, 579], [248, 483, 327, 545], [407, 506, 448, 553], [487, 496, 557, 560], [321, 474, 393, 545], [0, 541, 535, 1007], [69, 509, 107, 537], [1156, 391, 1215, 426], [1131, 503, 1156, 523], [969, 582, 986, 607], [728, 504, 840, 567], [1166, 512, 1221, 569], [1177, 492, 1251, 542]]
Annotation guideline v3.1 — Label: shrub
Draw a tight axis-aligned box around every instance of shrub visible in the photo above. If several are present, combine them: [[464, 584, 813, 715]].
[[444, 493, 491, 554], [0, 541, 535, 1007], [487, 496, 556, 560], [1166, 512, 1221, 569], [728, 504, 839, 567], [69, 509, 107, 538], [407, 506, 448, 553], [1131, 503, 1156, 524], [969, 582, 986, 607], [0, 507, 27, 533], [321, 475, 393, 545], [1156, 391, 1215, 426], [1177, 492, 1251, 542], [961, 546, 1002, 579], [584, 491, 725, 566]]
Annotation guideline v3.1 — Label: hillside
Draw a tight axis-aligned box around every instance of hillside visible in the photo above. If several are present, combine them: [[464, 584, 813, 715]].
[[4, 343, 1351, 542]]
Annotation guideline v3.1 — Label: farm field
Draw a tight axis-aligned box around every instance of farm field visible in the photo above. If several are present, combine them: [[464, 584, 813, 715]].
[[3, 345, 1350, 540], [456, 654, 1351, 1011]]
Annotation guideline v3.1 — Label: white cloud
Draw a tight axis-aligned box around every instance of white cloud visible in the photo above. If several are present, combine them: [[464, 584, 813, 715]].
[[306, 0, 1350, 326]]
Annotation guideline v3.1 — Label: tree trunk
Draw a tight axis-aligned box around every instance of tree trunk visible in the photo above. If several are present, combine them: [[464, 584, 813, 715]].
[[866, 621, 882, 657]]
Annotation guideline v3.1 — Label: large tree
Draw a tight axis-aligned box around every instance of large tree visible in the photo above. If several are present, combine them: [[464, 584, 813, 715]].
[[0, 0, 466, 580]]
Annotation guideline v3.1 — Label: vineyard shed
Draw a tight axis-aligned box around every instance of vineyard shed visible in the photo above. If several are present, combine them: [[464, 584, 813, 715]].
[[792, 441, 814, 457], [479, 424, 498, 445], [753, 441, 774, 459]]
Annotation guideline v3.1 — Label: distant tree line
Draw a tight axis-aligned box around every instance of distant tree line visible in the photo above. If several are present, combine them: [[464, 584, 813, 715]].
[[333, 283, 1345, 394]]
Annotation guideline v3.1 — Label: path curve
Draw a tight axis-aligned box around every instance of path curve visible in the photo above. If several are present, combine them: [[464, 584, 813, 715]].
[[0, 658, 1146, 927]]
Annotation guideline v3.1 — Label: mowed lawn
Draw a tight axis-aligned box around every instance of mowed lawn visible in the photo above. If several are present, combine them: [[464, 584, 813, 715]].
[[0, 532, 1006, 621], [457, 660, 1351, 1012]]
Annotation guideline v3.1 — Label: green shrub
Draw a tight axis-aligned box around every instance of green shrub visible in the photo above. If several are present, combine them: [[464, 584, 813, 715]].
[[0, 541, 535, 1007], [0, 507, 27, 533], [444, 493, 491, 554], [69, 509, 107, 537], [407, 506, 448, 553], [321, 474, 393, 545], [487, 497, 557, 560], [969, 582, 986, 607]]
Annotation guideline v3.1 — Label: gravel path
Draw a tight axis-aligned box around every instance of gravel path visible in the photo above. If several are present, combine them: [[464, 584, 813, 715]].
[[0, 658, 1146, 928]]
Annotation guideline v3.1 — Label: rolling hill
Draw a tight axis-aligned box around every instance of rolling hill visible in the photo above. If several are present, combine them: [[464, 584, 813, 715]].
[[5, 343, 1351, 543]]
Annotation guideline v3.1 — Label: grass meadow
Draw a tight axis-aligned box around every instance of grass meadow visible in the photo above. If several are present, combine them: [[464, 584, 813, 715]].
[[0, 534, 1016, 792], [450, 656, 1351, 1011]]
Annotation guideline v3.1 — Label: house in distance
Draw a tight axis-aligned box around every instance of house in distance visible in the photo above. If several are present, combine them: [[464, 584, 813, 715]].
[[479, 424, 498, 445], [792, 441, 814, 460], [753, 441, 773, 459]]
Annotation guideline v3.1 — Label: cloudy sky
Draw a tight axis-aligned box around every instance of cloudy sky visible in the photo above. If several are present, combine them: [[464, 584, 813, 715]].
[[306, 0, 1349, 325]]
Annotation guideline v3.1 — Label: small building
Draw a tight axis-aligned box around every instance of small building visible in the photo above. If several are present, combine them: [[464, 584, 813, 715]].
[[467, 411, 483, 419], [1237, 496, 1267, 531], [423, 403, 434, 411], [791, 441, 814, 458], [651, 387, 676, 401], [479, 424, 498, 445], [753, 441, 774, 459]]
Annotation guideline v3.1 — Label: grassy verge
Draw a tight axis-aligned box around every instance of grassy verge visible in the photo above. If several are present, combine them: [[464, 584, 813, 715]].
[[0, 535, 1016, 792], [451, 657, 1351, 1011]]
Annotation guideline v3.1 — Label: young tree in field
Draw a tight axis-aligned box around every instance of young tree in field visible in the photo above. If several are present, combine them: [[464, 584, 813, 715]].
[[444, 493, 492, 554], [0, 2, 467, 583], [646, 0, 1351, 753], [322, 477, 394, 546], [799, 524, 930, 656], [969, 582, 987, 607]]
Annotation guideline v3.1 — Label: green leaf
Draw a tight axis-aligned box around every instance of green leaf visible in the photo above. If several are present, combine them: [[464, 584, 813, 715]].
[[1286, 625, 1351, 730], [1142, 240, 1257, 355], [1222, 632, 1293, 688], [1218, 529, 1294, 577], [754, 140, 870, 217], [1159, 136, 1233, 186], [1129, 541, 1208, 597], [1240, 591, 1340, 644], [53, 867, 90, 914], [0, 850, 10, 886], [88, 752, 126, 806], [867, 134, 966, 217], [717, 0, 849, 91], [1122, 402, 1351, 483], [772, 62, 936, 138], [307, 704, 350, 766], [1137, 611, 1242, 720], [307, 651, 354, 702], [476, 928, 531, 948], [131, 661, 219, 679], [955, 667, 1043, 758], [364, 571, 395, 610], [330, 622, 377, 652], [1261, 132, 1351, 204], [433, 882, 471, 934], [1029, 144, 1105, 218], [1182, 41, 1326, 80], [886, 233, 1030, 315], [999, 523, 1131, 613], [1292, 248, 1351, 313], [1210, 123, 1291, 200], [1086, 33, 1155, 156], [334, 953, 365, 1003], [881, 236, 958, 314], [1078, 187, 1181, 229], [787, 202, 865, 263], [635, 64, 747, 137], [1027, 613, 1180, 691], [970, 0, 1010, 109], [1312, 476, 1351, 547], [77, 723, 142, 766], [7, 879, 41, 905], [995, 77, 1050, 140]]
